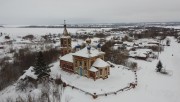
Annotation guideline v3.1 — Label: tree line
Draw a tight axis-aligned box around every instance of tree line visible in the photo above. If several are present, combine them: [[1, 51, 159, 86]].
[[0, 48, 60, 91]]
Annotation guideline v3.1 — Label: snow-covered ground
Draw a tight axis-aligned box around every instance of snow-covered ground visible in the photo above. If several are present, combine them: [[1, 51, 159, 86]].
[[0, 37, 180, 102], [62, 37, 180, 102], [164, 26, 180, 29], [0, 28, 105, 36], [50, 62, 135, 94]]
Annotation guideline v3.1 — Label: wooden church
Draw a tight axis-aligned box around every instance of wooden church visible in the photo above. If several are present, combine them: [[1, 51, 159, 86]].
[[59, 21, 110, 80]]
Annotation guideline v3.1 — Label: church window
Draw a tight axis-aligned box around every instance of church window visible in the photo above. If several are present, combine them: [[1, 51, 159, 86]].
[[68, 39, 71, 44], [61, 40, 63, 45], [100, 69, 103, 75], [84, 61, 86, 66]]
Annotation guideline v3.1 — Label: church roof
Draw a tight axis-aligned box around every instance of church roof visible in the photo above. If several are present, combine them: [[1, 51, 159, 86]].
[[92, 58, 110, 68], [89, 66, 98, 72], [61, 35, 71, 38], [62, 20, 69, 36], [72, 46, 105, 58], [60, 53, 73, 63], [63, 24, 69, 36]]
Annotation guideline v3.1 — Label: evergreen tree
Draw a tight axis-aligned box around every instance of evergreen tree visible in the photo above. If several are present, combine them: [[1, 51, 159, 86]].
[[156, 60, 163, 72], [34, 51, 51, 78]]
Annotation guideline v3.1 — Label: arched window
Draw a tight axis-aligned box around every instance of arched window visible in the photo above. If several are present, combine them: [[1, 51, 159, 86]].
[[61, 40, 63, 45]]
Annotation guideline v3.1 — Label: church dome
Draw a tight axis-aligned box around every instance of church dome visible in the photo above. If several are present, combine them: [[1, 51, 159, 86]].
[[85, 37, 91, 45], [97, 43, 101, 48], [87, 46, 91, 50], [75, 44, 81, 48]]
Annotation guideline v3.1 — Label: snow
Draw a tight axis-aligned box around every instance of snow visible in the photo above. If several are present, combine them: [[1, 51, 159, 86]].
[[71, 39, 84, 48], [50, 61, 135, 95], [92, 58, 109, 68], [15, 39, 32, 44], [30, 89, 42, 99], [89, 67, 98, 72], [1, 37, 180, 102], [129, 49, 152, 57], [0, 28, 104, 36], [123, 41, 134, 46], [164, 26, 180, 29], [19, 66, 37, 80], [60, 37, 180, 102], [61, 35, 71, 38], [60, 53, 73, 63], [129, 51, 146, 58], [72, 46, 105, 58]]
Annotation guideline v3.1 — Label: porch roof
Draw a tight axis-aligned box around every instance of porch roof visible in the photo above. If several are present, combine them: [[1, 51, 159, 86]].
[[92, 58, 110, 68], [89, 66, 98, 72]]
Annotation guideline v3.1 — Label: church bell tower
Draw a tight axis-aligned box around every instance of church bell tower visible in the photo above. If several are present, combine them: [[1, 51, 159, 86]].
[[60, 20, 72, 56]]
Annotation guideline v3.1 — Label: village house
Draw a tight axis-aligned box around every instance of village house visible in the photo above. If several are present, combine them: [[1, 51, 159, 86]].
[[59, 21, 110, 80], [128, 49, 155, 60], [177, 36, 180, 43]]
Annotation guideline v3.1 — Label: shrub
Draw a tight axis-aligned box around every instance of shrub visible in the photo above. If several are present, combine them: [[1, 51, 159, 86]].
[[156, 60, 163, 72], [63, 82, 67, 87], [55, 78, 63, 85]]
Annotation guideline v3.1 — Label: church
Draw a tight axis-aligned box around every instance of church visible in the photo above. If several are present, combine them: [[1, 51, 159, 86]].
[[59, 21, 110, 80]]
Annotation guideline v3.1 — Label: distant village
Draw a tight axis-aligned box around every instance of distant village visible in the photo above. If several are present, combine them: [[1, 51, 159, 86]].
[[1, 23, 180, 101], [0, 25, 180, 64]]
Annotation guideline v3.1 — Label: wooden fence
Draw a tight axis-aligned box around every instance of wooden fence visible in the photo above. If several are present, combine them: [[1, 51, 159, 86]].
[[61, 70, 138, 99]]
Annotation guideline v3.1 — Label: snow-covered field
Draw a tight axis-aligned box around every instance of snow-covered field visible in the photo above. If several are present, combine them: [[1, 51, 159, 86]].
[[62, 37, 180, 102], [0, 26, 180, 102], [0, 28, 104, 36], [59, 37, 180, 102]]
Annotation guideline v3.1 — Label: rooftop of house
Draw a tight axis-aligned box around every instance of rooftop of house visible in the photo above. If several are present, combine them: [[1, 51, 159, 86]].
[[123, 41, 134, 46], [135, 38, 159, 44], [129, 49, 152, 58], [129, 51, 147, 58]]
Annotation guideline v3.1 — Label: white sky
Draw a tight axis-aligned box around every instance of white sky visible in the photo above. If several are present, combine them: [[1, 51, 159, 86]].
[[0, 0, 180, 25]]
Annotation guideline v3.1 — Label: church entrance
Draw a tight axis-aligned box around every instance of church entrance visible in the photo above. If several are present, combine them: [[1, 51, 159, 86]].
[[79, 67, 83, 76]]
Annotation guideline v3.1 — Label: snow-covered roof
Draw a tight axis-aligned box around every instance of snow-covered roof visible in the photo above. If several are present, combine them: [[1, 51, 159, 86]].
[[114, 44, 122, 46], [19, 66, 37, 80], [15, 40, 32, 44], [135, 38, 159, 44], [137, 49, 152, 53], [73, 46, 105, 58], [92, 58, 109, 68], [0, 45, 5, 47], [61, 35, 71, 38], [123, 41, 134, 46], [60, 53, 73, 63], [89, 66, 98, 72], [129, 51, 146, 58], [144, 43, 158, 47], [126, 47, 133, 50], [129, 49, 152, 58]]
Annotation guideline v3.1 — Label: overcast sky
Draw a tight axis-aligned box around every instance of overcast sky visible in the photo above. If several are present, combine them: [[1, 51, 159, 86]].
[[0, 0, 180, 25]]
